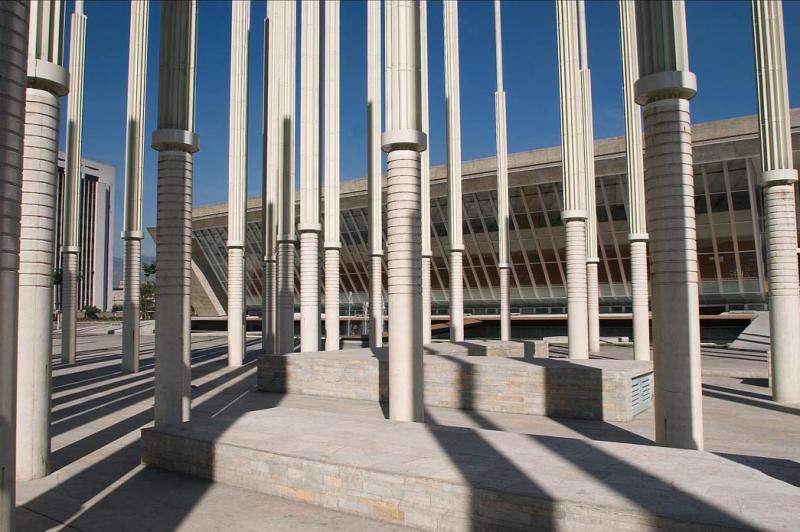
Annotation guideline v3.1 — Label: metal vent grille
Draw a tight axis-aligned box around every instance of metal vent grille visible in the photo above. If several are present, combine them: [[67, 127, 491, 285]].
[[631, 374, 653, 416]]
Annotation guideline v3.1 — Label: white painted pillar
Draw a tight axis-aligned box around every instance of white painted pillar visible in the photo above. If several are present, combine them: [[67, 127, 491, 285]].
[[367, 0, 384, 348], [577, 0, 600, 354], [383, 0, 427, 422], [121, 1, 149, 373], [634, 0, 703, 449], [61, 0, 86, 365], [276, 2, 297, 356], [17, 0, 68, 481], [443, 0, 464, 342], [0, 2, 29, 527], [556, 0, 589, 360], [751, 0, 800, 404], [299, 1, 321, 353], [227, 0, 250, 367], [153, 0, 199, 426], [324, 0, 341, 352], [420, 0, 432, 345], [618, 0, 650, 362], [494, 0, 511, 342]]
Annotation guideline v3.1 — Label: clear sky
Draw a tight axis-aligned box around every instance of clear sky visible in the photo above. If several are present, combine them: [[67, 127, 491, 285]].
[[60, 0, 800, 258]]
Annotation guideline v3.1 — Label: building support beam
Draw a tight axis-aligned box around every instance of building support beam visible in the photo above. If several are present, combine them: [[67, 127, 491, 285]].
[[17, 0, 68, 481], [751, 0, 800, 404], [367, 0, 384, 348], [261, 14, 276, 355], [443, 0, 464, 342], [420, 0, 432, 345], [0, 1, 29, 527], [324, 1, 341, 352], [121, 1, 149, 373], [61, 0, 87, 365], [635, 0, 703, 449], [556, 0, 589, 360], [299, 1, 321, 353], [494, 0, 510, 342], [276, 2, 297, 356], [153, 0, 199, 426], [618, 0, 650, 362], [226, 0, 250, 367], [383, 0, 427, 422]]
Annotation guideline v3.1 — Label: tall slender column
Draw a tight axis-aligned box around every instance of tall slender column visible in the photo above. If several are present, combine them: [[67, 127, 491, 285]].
[[121, 1, 149, 373], [299, 1, 321, 353], [556, 0, 588, 360], [635, 0, 702, 449], [227, 0, 250, 367], [17, 0, 68, 481], [420, 0, 432, 345], [276, 2, 297, 355], [577, 0, 600, 353], [383, 0, 426, 422], [619, 0, 650, 362], [751, 0, 800, 404], [0, 2, 29, 527], [153, 0, 199, 426], [324, 1, 341, 352], [494, 0, 510, 342], [367, 0, 384, 348], [61, 0, 86, 365], [443, 0, 464, 342]]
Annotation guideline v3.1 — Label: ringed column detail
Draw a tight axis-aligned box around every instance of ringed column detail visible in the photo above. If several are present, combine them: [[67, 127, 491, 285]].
[[17, 0, 68, 481], [226, 0, 250, 367], [367, 0, 384, 348], [152, 0, 199, 426], [751, 0, 800, 404], [0, 1, 29, 527], [276, 1, 297, 356], [261, 13, 277, 355], [420, 0, 432, 345], [494, 0, 511, 342], [443, 0, 464, 342], [634, 0, 703, 449], [618, 0, 650, 362], [577, 0, 600, 354], [556, 0, 589, 360], [61, 0, 87, 365], [298, 0, 321, 353], [121, 1, 149, 373], [324, 0, 341, 351], [383, 0, 427, 422]]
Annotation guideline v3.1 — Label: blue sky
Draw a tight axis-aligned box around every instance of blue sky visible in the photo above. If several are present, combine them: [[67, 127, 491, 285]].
[[61, 0, 800, 258]]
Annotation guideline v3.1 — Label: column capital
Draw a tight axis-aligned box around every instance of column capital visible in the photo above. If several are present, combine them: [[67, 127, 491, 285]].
[[27, 59, 69, 96], [628, 232, 650, 242], [381, 130, 427, 153], [226, 240, 244, 249], [634, 70, 696, 105], [761, 169, 798, 187], [122, 230, 144, 241], [61, 246, 79, 254], [276, 234, 297, 244], [561, 209, 587, 221], [324, 241, 342, 250], [152, 128, 199, 153], [297, 223, 322, 233], [449, 244, 465, 252]]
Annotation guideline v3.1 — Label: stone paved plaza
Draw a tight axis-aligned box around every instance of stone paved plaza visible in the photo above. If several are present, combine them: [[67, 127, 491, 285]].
[[13, 325, 800, 530]]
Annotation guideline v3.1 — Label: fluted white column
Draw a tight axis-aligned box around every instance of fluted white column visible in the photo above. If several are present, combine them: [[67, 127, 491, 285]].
[[299, 1, 321, 353], [367, 0, 384, 348], [420, 0, 432, 345], [17, 0, 68, 481], [619, 0, 650, 362], [121, 1, 149, 373], [324, 1, 341, 352], [276, 2, 297, 356], [153, 0, 199, 426], [577, 0, 600, 353], [751, 0, 800, 404], [443, 0, 464, 342], [556, 0, 589, 360], [635, 0, 702, 449], [227, 0, 250, 367], [383, 0, 427, 422], [494, 0, 510, 342], [61, 0, 86, 365], [0, 2, 29, 527]]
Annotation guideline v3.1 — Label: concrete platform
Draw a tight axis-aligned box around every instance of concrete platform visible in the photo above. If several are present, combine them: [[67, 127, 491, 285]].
[[258, 349, 653, 421], [142, 407, 799, 531]]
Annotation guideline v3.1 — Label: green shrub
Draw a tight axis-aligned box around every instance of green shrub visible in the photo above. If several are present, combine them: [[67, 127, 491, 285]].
[[83, 305, 100, 320], [111, 304, 123, 312]]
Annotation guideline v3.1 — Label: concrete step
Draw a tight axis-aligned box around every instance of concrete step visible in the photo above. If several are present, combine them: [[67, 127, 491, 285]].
[[142, 407, 799, 531]]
